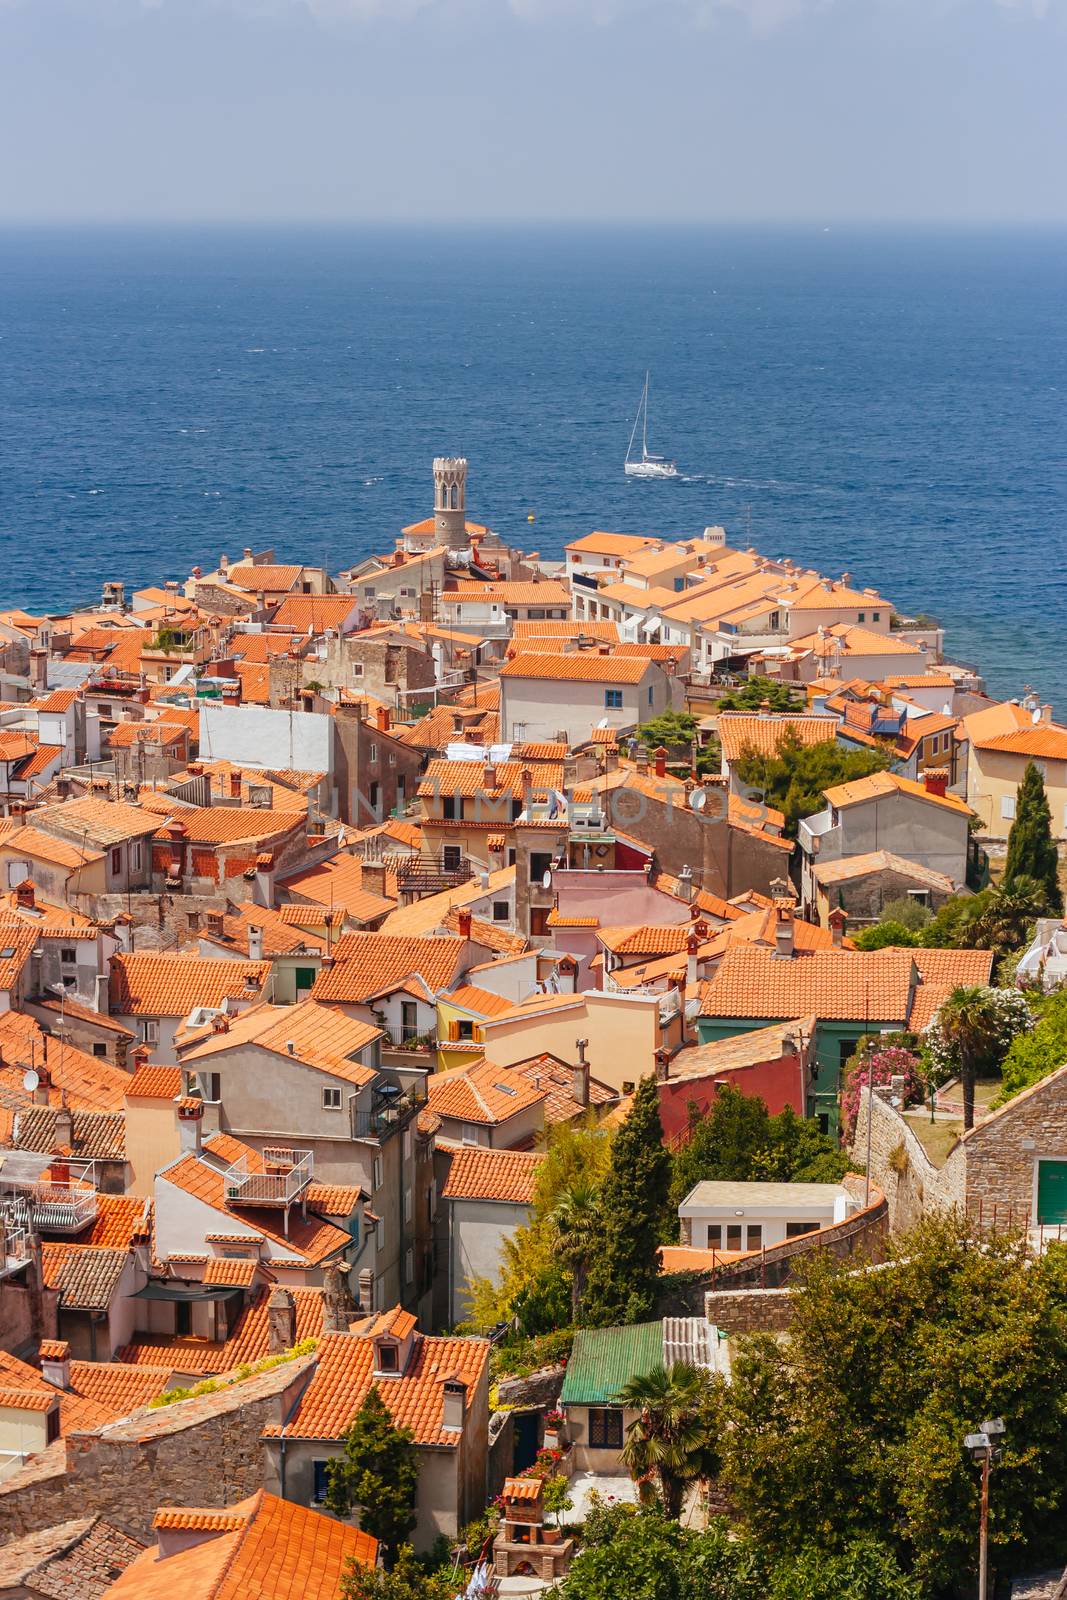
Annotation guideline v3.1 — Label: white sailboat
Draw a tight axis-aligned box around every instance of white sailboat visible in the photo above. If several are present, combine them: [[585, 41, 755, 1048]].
[[625, 371, 678, 479]]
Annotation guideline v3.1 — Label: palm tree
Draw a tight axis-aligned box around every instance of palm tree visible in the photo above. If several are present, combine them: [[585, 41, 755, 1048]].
[[935, 985, 1004, 1130], [549, 1182, 601, 1324], [615, 1361, 717, 1519], [964, 875, 1050, 956]]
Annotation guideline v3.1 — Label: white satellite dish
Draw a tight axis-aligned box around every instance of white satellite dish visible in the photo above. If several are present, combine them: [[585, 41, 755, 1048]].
[[22, 1069, 39, 1093], [690, 788, 707, 812], [541, 869, 552, 890]]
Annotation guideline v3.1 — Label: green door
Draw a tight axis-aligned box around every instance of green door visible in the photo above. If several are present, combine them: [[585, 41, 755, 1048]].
[[1036, 1161, 1067, 1224]]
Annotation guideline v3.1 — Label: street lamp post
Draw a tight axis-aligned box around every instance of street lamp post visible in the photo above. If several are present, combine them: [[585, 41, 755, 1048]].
[[964, 1417, 1006, 1600]]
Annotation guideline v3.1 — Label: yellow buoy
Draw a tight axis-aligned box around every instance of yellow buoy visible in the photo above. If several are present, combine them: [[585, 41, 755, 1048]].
[[527, 513, 536, 522]]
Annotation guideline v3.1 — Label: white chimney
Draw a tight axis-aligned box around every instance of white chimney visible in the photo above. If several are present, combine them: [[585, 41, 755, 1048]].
[[39, 1339, 71, 1391], [247, 925, 264, 962], [177, 1097, 203, 1155], [442, 1377, 467, 1433]]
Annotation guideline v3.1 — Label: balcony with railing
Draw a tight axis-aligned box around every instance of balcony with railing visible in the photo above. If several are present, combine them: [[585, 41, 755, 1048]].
[[351, 1085, 427, 1143], [380, 1024, 438, 1054], [29, 1178, 98, 1233], [391, 853, 474, 897], [224, 1147, 313, 1208]]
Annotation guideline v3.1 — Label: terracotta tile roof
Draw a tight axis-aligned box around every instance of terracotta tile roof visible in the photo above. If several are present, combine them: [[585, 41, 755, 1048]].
[[118, 1287, 324, 1372], [312, 932, 466, 1003], [271, 594, 360, 631], [148, 804, 306, 845], [0, 1514, 146, 1598], [41, 1244, 128, 1310], [699, 947, 917, 1023], [546, 910, 600, 928], [445, 580, 570, 607], [354, 1305, 418, 1340], [159, 1156, 350, 1266], [305, 1182, 363, 1216], [14, 1106, 126, 1162], [280, 853, 397, 922], [226, 563, 304, 591], [107, 1490, 377, 1600], [500, 651, 655, 684], [380, 868, 516, 937], [0, 824, 104, 872], [908, 948, 995, 1032], [0, 1349, 110, 1434], [565, 531, 662, 557], [427, 1057, 546, 1126], [0, 1013, 130, 1112], [84, 1193, 152, 1249], [109, 954, 271, 1016], [971, 725, 1067, 760], [202, 1257, 259, 1287], [418, 756, 565, 800], [441, 908, 527, 953], [107, 720, 189, 750], [959, 700, 1033, 745], [503, 1476, 543, 1500], [789, 623, 921, 657], [814, 849, 957, 892], [718, 713, 839, 764], [504, 1052, 617, 1123], [883, 672, 956, 689], [0, 924, 41, 989], [445, 983, 517, 1018], [822, 769, 972, 816], [0, 1385, 55, 1410], [126, 1064, 183, 1099], [33, 796, 162, 846], [651, 871, 745, 923], [668, 1018, 817, 1082], [599, 924, 696, 957], [264, 1324, 489, 1447], [440, 1146, 544, 1204], [35, 994, 134, 1035], [68, 1360, 171, 1416], [177, 998, 380, 1088], [512, 619, 620, 643]]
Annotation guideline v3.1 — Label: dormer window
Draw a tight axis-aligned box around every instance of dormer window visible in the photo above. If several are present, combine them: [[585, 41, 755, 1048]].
[[376, 1340, 400, 1375]]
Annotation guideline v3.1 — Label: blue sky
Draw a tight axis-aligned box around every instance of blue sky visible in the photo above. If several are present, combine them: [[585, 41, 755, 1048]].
[[0, 0, 1064, 222]]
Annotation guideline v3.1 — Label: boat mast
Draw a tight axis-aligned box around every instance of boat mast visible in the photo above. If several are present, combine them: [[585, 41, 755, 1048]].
[[641, 371, 650, 461], [626, 381, 643, 465]]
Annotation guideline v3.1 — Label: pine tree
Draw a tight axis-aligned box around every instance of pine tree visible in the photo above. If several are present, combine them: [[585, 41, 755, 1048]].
[[1003, 761, 1062, 912], [582, 1074, 672, 1327], [326, 1386, 419, 1564]]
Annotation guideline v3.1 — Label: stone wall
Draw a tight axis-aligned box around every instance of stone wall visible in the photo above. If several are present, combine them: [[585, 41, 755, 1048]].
[[703, 1286, 796, 1336], [963, 1064, 1067, 1227], [851, 1087, 964, 1234], [496, 1363, 565, 1410], [0, 1355, 316, 1540]]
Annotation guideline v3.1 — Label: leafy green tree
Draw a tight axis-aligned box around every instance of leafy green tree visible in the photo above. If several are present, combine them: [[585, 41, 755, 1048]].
[[583, 1075, 673, 1326], [638, 710, 699, 749], [765, 1104, 851, 1182], [878, 895, 931, 932], [550, 1181, 601, 1324], [964, 874, 1052, 956], [919, 890, 989, 948], [767, 1540, 923, 1600], [1004, 761, 1063, 912], [617, 1361, 721, 1517], [541, 1473, 574, 1528], [326, 1387, 419, 1564], [733, 728, 892, 837], [851, 920, 920, 951], [341, 1545, 457, 1600], [1000, 988, 1067, 1099], [670, 1086, 848, 1210], [717, 675, 804, 713], [720, 1216, 1067, 1594]]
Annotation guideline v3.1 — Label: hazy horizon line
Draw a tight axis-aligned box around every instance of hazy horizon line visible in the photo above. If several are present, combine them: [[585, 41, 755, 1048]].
[[2, 215, 1067, 231]]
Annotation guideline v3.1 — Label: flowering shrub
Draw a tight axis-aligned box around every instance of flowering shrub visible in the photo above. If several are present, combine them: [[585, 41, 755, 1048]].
[[841, 1046, 924, 1144], [923, 987, 1032, 1088], [543, 1407, 566, 1427]]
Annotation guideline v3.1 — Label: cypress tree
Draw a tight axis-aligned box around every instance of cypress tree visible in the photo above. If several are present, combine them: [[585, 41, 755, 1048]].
[[582, 1074, 672, 1328], [1004, 760, 1063, 912], [326, 1386, 419, 1564]]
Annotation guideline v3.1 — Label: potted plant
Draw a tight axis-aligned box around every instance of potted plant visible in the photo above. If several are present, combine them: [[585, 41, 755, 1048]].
[[542, 1410, 566, 1449]]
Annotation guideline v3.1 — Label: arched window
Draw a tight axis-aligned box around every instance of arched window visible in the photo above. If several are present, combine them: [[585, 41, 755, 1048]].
[[450, 483, 459, 509]]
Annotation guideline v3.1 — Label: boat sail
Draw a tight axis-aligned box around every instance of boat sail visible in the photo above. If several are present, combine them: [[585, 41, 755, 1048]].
[[625, 371, 678, 479]]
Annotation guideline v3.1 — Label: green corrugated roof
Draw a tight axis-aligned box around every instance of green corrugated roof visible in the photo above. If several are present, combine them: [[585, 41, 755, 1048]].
[[560, 1321, 663, 1407]]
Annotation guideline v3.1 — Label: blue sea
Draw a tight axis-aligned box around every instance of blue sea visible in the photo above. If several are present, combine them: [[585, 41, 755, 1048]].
[[1, 225, 1065, 706]]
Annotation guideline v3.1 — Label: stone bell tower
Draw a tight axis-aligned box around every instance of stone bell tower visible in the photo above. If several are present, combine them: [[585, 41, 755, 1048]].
[[433, 457, 469, 552]]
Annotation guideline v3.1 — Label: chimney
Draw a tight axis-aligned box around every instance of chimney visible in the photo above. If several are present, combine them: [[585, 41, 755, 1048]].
[[923, 768, 949, 798], [267, 1286, 296, 1354], [375, 705, 391, 733], [635, 750, 649, 776], [769, 878, 796, 960], [39, 1339, 71, 1391], [676, 864, 694, 905], [521, 768, 533, 812], [442, 1377, 467, 1433], [1041, 704, 1053, 725], [176, 1096, 203, 1155], [687, 930, 700, 989], [14, 879, 35, 911], [457, 909, 472, 940], [573, 1038, 590, 1108], [229, 771, 242, 800], [55, 1099, 74, 1153], [247, 924, 264, 962], [357, 1267, 375, 1315], [322, 1262, 355, 1334], [361, 860, 387, 899], [759, 699, 772, 718], [557, 955, 577, 994], [30, 649, 48, 691], [114, 917, 133, 953], [653, 745, 668, 779], [655, 1047, 671, 1083], [828, 907, 848, 948], [483, 760, 497, 791], [94, 972, 110, 1016]]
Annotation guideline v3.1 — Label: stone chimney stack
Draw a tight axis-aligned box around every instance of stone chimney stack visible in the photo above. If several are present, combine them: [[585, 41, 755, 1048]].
[[676, 863, 694, 905], [573, 1038, 590, 1109], [432, 457, 470, 552], [687, 930, 700, 989], [357, 1267, 375, 1316], [247, 925, 264, 962], [55, 1099, 73, 1154], [655, 1047, 671, 1083], [267, 1286, 296, 1354], [769, 878, 796, 960], [322, 1262, 355, 1334]]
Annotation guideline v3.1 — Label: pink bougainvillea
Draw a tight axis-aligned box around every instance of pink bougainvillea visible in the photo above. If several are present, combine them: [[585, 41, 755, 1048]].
[[842, 1045, 924, 1144]]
